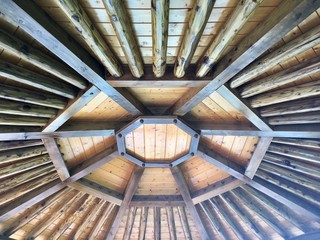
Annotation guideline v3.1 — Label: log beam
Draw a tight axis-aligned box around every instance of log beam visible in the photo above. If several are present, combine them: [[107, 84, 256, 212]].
[[154, 207, 161, 240], [103, 0, 144, 78], [123, 207, 137, 240], [268, 111, 320, 125], [177, 207, 192, 240], [196, 0, 262, 77], [169, 0, 320, 115], [166, 207, 177, 240], [174, 0, 215, 78], [171, 166, 211, 240], [152, 0, 169, 77]]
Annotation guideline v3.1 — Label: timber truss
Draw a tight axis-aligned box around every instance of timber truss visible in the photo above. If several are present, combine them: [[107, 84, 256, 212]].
[[0, 1, 320, 239]]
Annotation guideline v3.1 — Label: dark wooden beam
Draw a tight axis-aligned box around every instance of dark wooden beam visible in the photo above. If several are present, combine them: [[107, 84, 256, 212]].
[[154, 207, 161, 240], [245, 137, 272, 179], [106, 166, 144, 240], [0, 145, 47, 165], [177, 207, 192, 240], [166, 207, 177, 240], [123, 207, 137, 240], [171, 166, 211, 240], [43, 138, 70, 181], [268, 111, 320, 125], [272, 138, 320, 150], [131, 195, 185, 207], [168, 0, 320, 115], [138, 207, 149, 240], [1, 0, 148, 115], [0, 139, 42, 151]]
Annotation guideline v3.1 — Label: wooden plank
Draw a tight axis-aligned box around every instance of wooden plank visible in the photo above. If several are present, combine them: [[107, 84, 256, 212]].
[[166, 207, 177, 240], [106, 166, 144, 240], [154, 207, 161, 240], [43, 138, 70, 181], [245, 137, 272, 179], [152, 0, 169, 77], [171, 166, 211, 240], [0, 139, 42, 151], [197, 0, 263, 77], [123, 207, 137, 240], [0, 0, 147, 115], [174, 0, 215, 78], [0, 29, 87, 89], [231, 24, 320, 88], [169, 0, 320, 115], [177, 207, 192, 240], [216, 85, 272, 130], [103, 0, 143, 78], [268, 111, 320, 125], [272, 138, 320, 149], [138, 207, 149, 240]]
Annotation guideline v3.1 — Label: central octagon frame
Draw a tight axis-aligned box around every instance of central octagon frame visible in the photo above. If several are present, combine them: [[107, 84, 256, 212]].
[[116, 116, 200, 168]]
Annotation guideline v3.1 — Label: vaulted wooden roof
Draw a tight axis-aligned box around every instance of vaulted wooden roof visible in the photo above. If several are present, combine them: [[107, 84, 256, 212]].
[[0, 0, 319, 239]]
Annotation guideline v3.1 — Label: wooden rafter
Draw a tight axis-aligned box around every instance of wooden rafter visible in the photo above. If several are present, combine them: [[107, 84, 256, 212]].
[[0, 0, 148, 115], [171, 166, 211, 240], [168, 0, 320, 116], [103, 0, 144, 78], [106, 166, 144, 240]]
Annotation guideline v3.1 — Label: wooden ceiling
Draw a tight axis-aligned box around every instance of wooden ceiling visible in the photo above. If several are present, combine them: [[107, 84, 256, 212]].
[[0, 0, 320, 239]]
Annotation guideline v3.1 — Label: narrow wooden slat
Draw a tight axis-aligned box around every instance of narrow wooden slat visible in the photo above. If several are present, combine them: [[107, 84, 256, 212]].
[[0, 140, 42, 151], [138, 207, 149, 240], [177, 207, 192, 240], [42, 85, 100, 132], [268, 111, 320, 125], [0, 114, 48, 127], [171, 166, 211, 240], [55, 0, 122, 77], [152, 0, 169, 77], [260, 97, 320, 117], [0, 60, 76, 99], [174, 0, 215, 78], [272, 138, 320, 149], [0, 99, 57, 118], [169, 0, 320, 115], [103, 0, 144, 78], [0, 29, 87, 89], [231, 24, 320, 88], [154, 207, 161, 240], [1, 0, 147, 115], [0, 145, 47, 164], [216, 85, 271, 130], [250, 80, 320, 108], [166, 207, 177, 240], [106, 166, 144, 240], [241, 56, 320, 98], [245, 137, 272, 178], [0, 83, 67, 109], [43, 138, 70, 181], [196, 0, 262, 77], [123, 207, 137, 240]]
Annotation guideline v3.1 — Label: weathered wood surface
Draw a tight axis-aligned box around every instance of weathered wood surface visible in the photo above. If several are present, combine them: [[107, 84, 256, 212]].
[[231, 23, 320, 88], [0, 114, 48, 127], [250, 80, 320, 108], [138, 207, 149, 240], [260, 97, 320, 117], [166, 207, 177, 240], [241, 56, 320, 98], [0, 145, 47, 164], [154, 207, 161, 240], [268, 112, 320, 125], [177, 207, 192, 240], [196, 0, 262, 77], [152, 0, 169, 77], [174, 0, 215, 78], [103, 0, 144, 78], [0, 29, 87, 89], [0, 139, 42, 151], [272, 138, 320, 149], [169, 0, 320, 115]]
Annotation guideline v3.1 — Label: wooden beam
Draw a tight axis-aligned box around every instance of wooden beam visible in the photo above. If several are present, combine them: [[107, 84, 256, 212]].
[[68, 178, 122, 205], [192, 176, 243, 204], [1, 0, 147, 115], [231, 24, 320, 88], [174, 0, 215, 78], [245, 137, 273, 179], [0, 145, 47, 164], [55, 0, 122, 77], [152, 0, 169, 77], [122, 207, 137, 240], [42, 85, 100, 132], [59, 120, 128, 132], [268, 111, 320, 125], [0, 29, 87, 89], [169, 0, 320, 115], [198, 145, 320, 220], [103, 0, 143, 78], [260, 97, 320, 117], [106, 166, 144, 240], [196, 0, 262, 77], [241, 56, 320, 98], [154, 207, 161, 240], [0, 83, 67, 109], [138, 207, 149, 240], [216, 85, 272, 130], [177, 207, 192, 240], [272, 138, 320, 150], [0, 114, 48, 127], [0, 139, 42, 151], [0, 60, 76, 99], [0, 99, 57, 118], [171, 166, 211, 240], [166, 207, 177, 240], [131, 195, 185, 207], [250, 80, 320, 108], [42, 138, 70, 181]]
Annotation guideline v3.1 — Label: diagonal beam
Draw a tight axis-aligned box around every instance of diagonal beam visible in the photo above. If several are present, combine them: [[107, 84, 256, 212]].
[[43, 138, 70, 181], [171, 166, 211, 240], [0, 0, 148, 115], [106, 166, 144, 240], [245, 137, 273, 179], [197, 144, 320, 221], [169, 0, 320, 116]]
